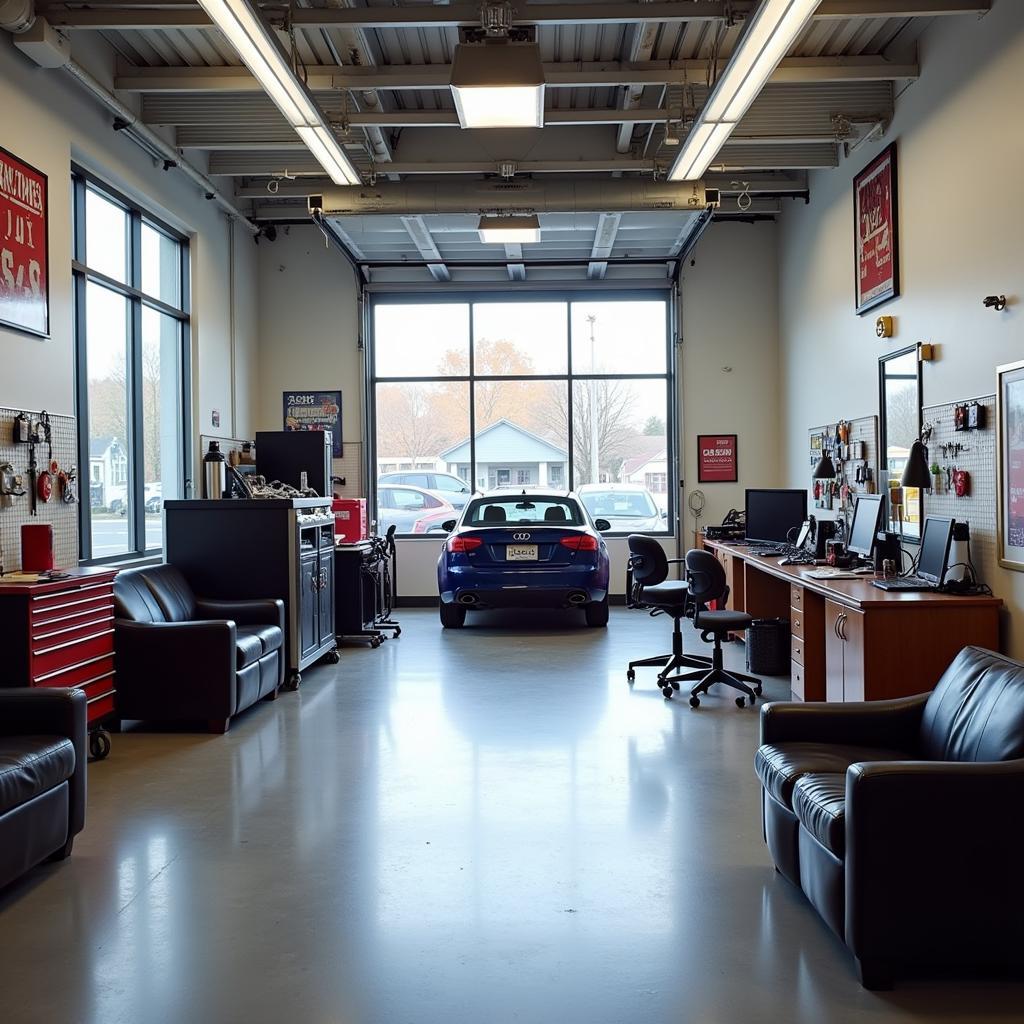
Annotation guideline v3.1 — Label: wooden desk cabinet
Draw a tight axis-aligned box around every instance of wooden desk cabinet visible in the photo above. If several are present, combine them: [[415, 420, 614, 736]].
[[705, 542, 1001, 702]]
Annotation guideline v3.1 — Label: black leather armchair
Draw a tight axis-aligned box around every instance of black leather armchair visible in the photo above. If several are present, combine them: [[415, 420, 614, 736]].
[[755, 646, 1024, 988], [114, 565, 284, 734], [0, 687, 87, 891]]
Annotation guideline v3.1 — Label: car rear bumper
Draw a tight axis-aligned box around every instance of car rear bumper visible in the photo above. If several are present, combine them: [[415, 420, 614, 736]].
[[439, 563, 608, 609]]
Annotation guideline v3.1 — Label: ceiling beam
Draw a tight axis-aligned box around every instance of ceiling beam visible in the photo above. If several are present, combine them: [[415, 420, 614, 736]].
[[400, 216, 449, 281], [504, 244, 527, 281], [43, 1, 990, 31], [588, 212, 622, 280], [617, 23, 659, 155], [114, 56, 919, 93]]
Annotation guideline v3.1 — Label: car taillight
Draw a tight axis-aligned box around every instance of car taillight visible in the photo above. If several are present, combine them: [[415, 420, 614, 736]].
[[448, 535, 483, 553], [560, 534, 599, 552]]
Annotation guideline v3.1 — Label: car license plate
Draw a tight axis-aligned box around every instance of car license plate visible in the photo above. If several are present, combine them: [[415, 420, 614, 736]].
[[506, 544, 538, 561]]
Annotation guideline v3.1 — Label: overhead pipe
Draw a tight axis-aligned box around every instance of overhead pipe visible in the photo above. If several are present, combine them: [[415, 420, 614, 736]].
[[309, 178, 713, 217], [61, 60, 259, 234], [0, 0, 35, 32]]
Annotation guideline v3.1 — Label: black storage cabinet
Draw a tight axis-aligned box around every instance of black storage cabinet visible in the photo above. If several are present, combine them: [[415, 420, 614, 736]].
[[165, 499, 338, 688]]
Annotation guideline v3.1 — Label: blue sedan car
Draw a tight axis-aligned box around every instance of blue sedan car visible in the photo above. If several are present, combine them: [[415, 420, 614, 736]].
[[437, 491, 611, 629]]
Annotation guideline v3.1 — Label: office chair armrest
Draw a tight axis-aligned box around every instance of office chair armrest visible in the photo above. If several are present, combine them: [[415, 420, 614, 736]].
[[759, 693, 928, 747]]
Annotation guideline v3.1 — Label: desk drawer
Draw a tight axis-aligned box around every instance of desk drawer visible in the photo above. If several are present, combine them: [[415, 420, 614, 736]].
[[791, 660, 806, 701], [791, 636, 804, 666], [790, 584, 803, 611], [790, 609, 804, 639]]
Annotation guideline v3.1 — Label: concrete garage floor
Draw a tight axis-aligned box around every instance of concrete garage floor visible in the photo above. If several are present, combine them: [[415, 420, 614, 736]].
[[0, 608, 1020, 1024]]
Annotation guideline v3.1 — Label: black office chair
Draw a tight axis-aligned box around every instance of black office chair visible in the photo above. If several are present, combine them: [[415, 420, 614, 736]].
[[626, 535, 711, 698], [674, 549, 762, 708]]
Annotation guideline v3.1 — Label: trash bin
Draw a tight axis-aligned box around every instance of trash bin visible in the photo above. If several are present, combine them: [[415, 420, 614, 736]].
[[746, 617, 791, 675]]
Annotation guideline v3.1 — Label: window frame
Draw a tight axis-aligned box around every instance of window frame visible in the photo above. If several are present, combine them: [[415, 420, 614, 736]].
[[366, 289, 676, 538], [72, 168, 192, 564]]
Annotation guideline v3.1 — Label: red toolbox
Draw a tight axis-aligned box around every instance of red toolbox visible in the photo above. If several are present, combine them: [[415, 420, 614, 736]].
[[332, 498, 368, 543]]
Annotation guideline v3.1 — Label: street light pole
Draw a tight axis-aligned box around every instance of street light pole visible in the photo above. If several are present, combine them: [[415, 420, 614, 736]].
[[586, 314, 599, 485]]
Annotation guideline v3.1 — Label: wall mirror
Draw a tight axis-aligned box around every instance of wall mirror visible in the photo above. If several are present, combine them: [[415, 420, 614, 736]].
[[879, 344, 923, 541]]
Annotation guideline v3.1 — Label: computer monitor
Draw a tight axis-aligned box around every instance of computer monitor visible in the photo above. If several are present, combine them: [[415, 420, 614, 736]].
[[847, 494, 884, 558], [917, 515, 955, 582], [744, 489, 808, 545]]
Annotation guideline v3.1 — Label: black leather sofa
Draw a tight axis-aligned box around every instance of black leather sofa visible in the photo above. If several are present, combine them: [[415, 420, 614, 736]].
[[0, 687, 87, 891], [114, 565, 284, 733], [756, 646, 1024, 988]]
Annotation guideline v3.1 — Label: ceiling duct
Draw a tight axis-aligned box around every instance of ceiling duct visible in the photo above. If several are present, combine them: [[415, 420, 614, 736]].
[[309, 178, 712, 217]]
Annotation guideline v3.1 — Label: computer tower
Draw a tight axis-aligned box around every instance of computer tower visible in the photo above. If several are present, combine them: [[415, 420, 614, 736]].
[[255, 430, 333, 497]]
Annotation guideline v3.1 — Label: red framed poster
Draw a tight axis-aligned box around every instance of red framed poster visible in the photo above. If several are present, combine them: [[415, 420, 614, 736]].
[[697, 434, 738, 483], [853, 142, 899, 316], [0, 146, 49, 338]]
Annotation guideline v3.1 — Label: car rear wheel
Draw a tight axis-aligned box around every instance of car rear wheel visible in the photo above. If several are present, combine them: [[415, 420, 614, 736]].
[[439, 601, 467, 629], [584, 597, 609, 628]]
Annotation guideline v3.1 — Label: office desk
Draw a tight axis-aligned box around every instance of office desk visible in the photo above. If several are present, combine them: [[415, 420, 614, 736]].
[[702, 541, 1002, 701]]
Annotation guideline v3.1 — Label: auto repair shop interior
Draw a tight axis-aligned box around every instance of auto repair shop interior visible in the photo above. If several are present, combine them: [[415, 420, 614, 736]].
[[1, 1, 1024, 1021]]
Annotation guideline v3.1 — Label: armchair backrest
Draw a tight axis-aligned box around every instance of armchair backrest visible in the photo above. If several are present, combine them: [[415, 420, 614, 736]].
[[627, 535, 668, 586], [113, 565, 198, 624], [920, 646, 1024, 762]]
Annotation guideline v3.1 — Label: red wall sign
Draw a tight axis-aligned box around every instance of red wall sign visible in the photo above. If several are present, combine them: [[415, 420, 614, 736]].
[[853, 142, 899, 315], [0, 146, 49, 338], [698, 434, 738, 483]]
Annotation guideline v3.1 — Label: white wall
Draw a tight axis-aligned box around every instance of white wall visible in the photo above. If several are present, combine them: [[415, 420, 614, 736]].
[[0, 34, 257, 453], [257, 222, 781, 597], [778, 1, 1024, 652]]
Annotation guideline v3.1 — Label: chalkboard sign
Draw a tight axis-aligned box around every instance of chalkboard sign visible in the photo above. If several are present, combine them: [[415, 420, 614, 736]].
[[282, 390, 342, 457]]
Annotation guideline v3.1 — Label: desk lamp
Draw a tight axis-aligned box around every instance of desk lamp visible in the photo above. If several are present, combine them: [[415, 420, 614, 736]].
[[812, 452, 836, 481], [901, 440, 933, 490]]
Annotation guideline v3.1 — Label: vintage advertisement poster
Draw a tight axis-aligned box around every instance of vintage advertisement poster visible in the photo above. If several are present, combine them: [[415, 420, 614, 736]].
[[698, 434, 738, 483], [0, 147, 49, 337], [853, 143, 899, 315], [283, 390, 343, 457], [998, 362, 1024, 569]]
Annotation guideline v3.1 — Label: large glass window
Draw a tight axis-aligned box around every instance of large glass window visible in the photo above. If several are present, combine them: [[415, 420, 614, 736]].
[[371, 295, 673, 536], [73, 172, 190, 562]]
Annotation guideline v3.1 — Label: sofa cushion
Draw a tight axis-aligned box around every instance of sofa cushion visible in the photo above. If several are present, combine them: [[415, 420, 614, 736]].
[[114, 568, 167, 623], [239, 623, 283, 656], [755, 741, 908, 808], [235, 628, 265, 670], [0, 737, 76, 815], [792, 772, 847, 857], [920, 646, 1024, 763], [142, 565, 198, 623]]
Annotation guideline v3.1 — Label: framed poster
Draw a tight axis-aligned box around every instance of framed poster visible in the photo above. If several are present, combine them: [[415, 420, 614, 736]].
[[697, 434, 738, 483], [853, 141, 899, 316], [283, 390, 343, 457], [997, 361, 1024, 570], [0, 146, 49, 337]]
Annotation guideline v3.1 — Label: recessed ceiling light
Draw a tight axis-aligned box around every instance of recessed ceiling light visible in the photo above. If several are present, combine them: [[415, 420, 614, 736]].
[[478, 215, 541, 244], [451, 42, 545, 129]]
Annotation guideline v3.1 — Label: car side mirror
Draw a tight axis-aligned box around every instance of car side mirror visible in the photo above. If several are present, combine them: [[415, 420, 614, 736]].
[[594, 518, 611, 532], [441, 519, 457, 533], [661, 510, 668, 519]]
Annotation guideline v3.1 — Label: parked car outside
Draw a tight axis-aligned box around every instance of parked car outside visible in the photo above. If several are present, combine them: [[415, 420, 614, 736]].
[[377, 483, 455, 535], [436, 490, 611, 629], [577, 483, 667, 532], [379, 471, 472, 509]]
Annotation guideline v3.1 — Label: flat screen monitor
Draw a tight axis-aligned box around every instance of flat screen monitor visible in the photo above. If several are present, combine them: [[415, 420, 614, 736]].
[[847, 494, 884, 558], [917, 515, 955, 582], [744, 489, 808, 545]]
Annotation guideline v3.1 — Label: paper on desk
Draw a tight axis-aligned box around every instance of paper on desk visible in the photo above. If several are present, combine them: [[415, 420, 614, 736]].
[[801, 569, 864, 580]]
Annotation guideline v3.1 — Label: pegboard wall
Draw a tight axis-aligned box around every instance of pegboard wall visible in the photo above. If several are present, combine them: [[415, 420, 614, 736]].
[[331, 441, 365, 499], [922, 394, 996, 588], [0, 407, 79, 573], [807, 415, 879, 518]]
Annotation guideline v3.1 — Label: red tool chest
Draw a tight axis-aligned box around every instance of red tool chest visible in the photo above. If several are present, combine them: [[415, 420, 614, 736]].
[[0, 567, 118, 758]]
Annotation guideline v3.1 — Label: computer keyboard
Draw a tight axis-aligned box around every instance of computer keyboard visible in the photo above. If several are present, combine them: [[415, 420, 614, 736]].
[[872, 576, 935, 592]]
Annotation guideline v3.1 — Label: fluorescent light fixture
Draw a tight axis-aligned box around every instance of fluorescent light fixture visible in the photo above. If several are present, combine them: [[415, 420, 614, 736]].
[[478, 215, 541, 244], [451, 42, 545, 129], [196, 0, 360, 184], [668, 0, 820, 182]]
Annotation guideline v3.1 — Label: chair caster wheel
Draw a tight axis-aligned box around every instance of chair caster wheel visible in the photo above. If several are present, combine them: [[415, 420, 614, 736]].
[[326, 649, 341, 664], [661, 686, 674, 698], [394, 627, 402, 638], [689, 696, 700, 708], [671, 681, 680, 690], [627, 670, 635, 683], [754, 684, 763, 695], [736, 696, 747, 708]]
